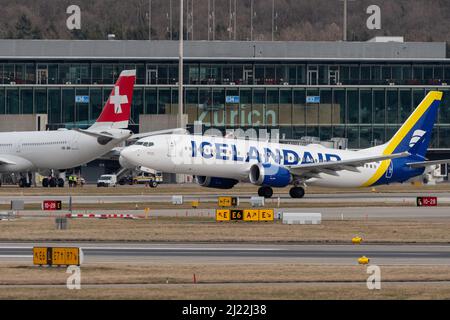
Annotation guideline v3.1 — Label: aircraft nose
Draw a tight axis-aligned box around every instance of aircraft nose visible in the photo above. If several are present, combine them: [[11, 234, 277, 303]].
[[120, 147, 140, 166]]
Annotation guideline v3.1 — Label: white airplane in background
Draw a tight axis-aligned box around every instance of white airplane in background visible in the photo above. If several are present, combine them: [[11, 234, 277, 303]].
[[121, 91, 450, 198], [0, 70, 136, 188]]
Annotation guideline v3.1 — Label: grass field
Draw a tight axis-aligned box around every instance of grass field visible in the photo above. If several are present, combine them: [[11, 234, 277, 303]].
[[3, 264, 450, 285], [1, 263, 450, 299], [3, 284, 450, 300], [1, 217, 450, 243]]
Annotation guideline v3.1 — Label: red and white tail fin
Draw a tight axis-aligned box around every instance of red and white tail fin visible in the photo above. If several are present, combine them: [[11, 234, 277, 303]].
[[89, 69, 136, 130]]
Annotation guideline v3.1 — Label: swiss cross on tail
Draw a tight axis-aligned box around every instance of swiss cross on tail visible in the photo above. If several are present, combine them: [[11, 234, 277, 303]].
[[89, 69, 136, 130], [110, 86, 128, 114]]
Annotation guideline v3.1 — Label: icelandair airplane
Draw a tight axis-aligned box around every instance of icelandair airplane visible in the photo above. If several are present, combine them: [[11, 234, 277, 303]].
[[0, 70, 136, 188], [121, 91, 450, 198]]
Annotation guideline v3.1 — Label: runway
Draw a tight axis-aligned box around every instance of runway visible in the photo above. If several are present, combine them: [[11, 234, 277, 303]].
[[1, 192, 450, 205], [1, 242, 450, 265]]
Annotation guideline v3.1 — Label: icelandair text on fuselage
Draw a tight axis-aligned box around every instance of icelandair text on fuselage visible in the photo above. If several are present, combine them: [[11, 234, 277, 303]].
[[191, 140, 342, 166]]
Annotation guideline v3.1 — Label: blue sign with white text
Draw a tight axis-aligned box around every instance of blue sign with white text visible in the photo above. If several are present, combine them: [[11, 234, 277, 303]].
[[306, 96, 320, 103], [75, 96, 90, 103], [226, 96, 240, 104]]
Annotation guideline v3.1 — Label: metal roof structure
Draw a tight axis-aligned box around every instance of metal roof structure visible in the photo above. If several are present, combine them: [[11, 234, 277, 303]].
[[0, 39, 446, 61]]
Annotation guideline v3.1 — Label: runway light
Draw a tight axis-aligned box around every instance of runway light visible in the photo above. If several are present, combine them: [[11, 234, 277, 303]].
[[192, 200, 199, 208], [371, 187, 377, 192], [352, 236, 363, 244], [358, 256, 370, 265]]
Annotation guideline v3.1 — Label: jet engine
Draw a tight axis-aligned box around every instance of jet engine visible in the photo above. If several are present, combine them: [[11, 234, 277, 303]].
[[0, 155, 34, 172], [249, 163, 292, 188], [195, 176, 239, 189]]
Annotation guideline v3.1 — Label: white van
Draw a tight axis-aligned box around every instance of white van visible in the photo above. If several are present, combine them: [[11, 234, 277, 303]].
[[97, 174, 117, 187]]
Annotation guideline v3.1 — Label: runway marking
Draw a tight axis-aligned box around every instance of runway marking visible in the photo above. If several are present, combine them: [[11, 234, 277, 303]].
[[0, 245, 284, 251], [82, 247, 285, 251]]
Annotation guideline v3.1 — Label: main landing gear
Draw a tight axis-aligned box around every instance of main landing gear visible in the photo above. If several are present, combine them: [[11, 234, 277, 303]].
[[258, 186, 273, 198], [42, 177, 65, 188], [289, 186, 305, 198], [19, 178, 31, 188], [257, 186, 306, 199], [19, 172, 33, 188]]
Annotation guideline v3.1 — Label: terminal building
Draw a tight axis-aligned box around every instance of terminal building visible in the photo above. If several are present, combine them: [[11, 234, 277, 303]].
[[0, 39, 449, 181]]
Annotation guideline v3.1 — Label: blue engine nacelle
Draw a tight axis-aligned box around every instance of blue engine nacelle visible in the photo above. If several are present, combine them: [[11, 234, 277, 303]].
[[195, 176, 239, 189], [249, 163, 292, 188]]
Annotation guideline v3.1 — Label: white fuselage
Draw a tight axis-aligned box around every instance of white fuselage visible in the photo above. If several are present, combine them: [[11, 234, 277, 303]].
[[121, 134, 387, 188], [0, 129, 131, 173]]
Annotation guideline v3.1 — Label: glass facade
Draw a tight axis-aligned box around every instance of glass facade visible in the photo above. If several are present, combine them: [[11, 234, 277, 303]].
[[1, 61, 450, 86], [1, 60, 450, 149], [0, 85, 449, 149]]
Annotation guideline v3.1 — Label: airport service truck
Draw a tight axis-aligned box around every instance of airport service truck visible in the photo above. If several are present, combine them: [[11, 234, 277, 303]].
[[97, 174, 118, 187]]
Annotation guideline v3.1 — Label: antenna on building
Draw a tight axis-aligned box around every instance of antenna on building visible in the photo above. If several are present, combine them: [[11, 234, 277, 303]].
[[167, 0, 173, 40], [178, 0, 184, 128], [271, 0, 278, 41], [147, 0, 152, 40], [208, 0, 215, 41], [340, 0, 355, 41], [228, 0, 237, 40], [250, 0, 256, 41], [186, 0, 194, 40]]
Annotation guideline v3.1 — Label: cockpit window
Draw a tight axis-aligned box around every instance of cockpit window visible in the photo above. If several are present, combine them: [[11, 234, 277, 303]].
[[143, 142, 154, 147], [135, 141, 144, 145]]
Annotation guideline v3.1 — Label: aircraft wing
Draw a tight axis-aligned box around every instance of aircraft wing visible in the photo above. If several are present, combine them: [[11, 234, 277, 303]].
[[288, 152, 410, 178], [0, 156, 16, 165], [407, 159, 450, 168], [129, 128, 188, 141], [73, 128, 132, 140]]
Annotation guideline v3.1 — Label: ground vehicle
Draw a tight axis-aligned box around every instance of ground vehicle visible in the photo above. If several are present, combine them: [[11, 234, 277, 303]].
[[97, 174, 117, 187], [118, 175, 133, 185], [132, 172, 159, 187]]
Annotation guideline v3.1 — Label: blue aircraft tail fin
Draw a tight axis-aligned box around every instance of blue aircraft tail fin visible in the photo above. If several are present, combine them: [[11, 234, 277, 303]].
[[382, 91, 443, 159]]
